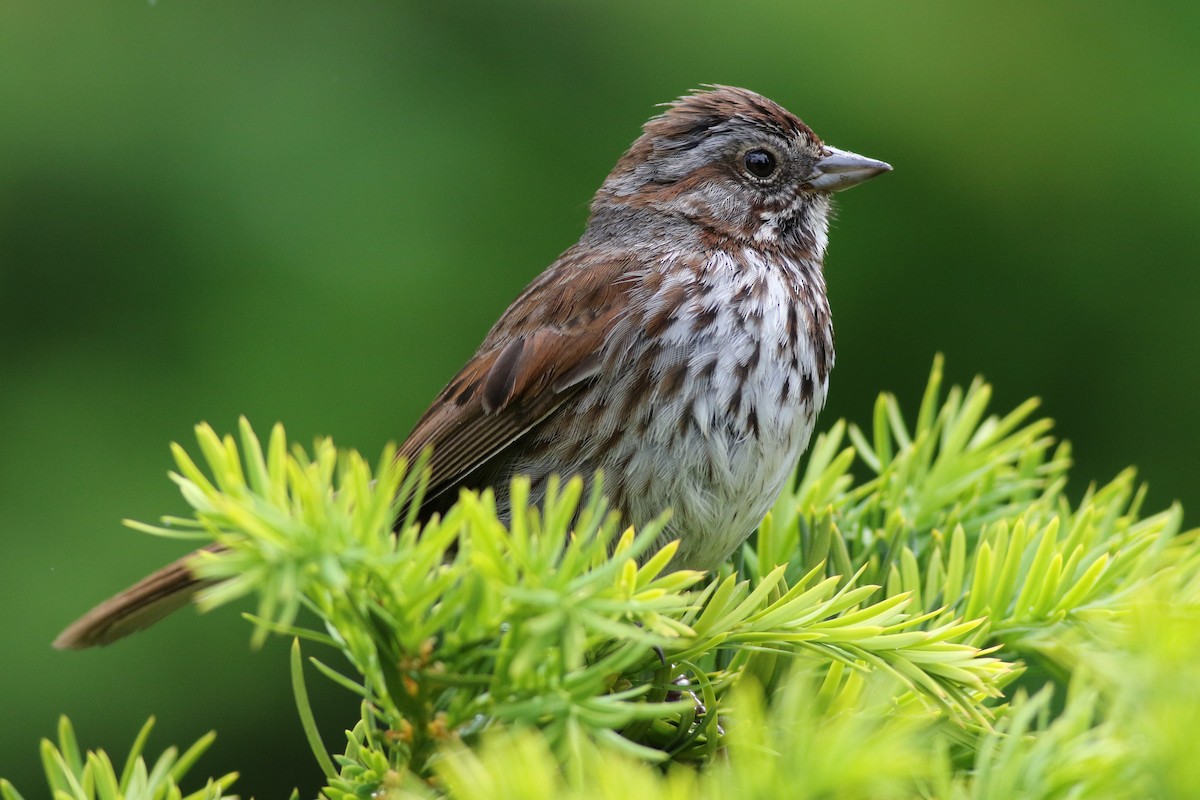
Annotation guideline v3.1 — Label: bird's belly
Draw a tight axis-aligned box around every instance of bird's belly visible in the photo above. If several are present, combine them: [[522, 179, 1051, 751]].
[[615, 351, 826, 571]]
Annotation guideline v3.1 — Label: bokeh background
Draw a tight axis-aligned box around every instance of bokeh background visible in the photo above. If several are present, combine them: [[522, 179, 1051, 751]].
[[2, 1, 1198, 794]]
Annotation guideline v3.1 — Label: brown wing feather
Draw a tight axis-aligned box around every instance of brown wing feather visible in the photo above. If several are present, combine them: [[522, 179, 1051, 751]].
[[55, 250, 637, 648], [399, 249, 633, 508]]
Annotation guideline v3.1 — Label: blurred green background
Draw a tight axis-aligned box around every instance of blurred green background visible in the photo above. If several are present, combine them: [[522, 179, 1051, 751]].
[[2, 0, 1198, 794]]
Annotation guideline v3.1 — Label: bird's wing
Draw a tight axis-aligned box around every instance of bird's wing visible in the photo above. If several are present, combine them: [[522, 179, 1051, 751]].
[[54, 251, 646, 650], [397, 250, 635, 508]]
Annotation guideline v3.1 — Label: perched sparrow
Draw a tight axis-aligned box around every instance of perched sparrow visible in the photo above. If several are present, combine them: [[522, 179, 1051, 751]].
[[55, 86, 890, 649]]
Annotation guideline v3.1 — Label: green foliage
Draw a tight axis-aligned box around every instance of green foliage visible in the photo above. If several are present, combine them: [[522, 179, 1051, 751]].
[[9, 356, 1200, 798], [0, 717, 235, 800]]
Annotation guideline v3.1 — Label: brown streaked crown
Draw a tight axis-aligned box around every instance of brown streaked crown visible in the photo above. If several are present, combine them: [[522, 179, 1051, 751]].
[[645, 85, 820, 148]]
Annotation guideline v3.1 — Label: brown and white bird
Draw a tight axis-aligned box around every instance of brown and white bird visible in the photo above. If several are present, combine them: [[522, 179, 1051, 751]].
[[55, 86, 890, 650]]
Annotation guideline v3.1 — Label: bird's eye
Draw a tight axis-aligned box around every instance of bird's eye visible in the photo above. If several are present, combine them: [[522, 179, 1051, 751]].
[[743, 149, 777, 179]]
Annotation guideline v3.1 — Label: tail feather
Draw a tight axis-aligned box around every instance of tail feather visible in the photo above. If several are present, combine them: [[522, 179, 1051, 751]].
[[53, 544, 226, 650]]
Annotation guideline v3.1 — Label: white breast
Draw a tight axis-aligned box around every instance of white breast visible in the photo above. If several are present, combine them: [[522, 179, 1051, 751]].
[[596, 248, 832, 570]]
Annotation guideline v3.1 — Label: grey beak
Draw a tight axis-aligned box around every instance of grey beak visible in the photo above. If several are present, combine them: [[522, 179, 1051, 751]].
[[807, 146, 892, 192]]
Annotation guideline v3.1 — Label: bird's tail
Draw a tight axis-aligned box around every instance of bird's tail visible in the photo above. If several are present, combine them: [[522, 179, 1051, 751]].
[[53, 544, 226, 650]]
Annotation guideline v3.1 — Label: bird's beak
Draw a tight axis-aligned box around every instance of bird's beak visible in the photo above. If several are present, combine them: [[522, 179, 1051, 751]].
[[806, 146, 892, 192]]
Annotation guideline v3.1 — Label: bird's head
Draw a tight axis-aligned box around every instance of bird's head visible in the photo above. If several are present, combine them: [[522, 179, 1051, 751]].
[[592, 86, 891, 257]]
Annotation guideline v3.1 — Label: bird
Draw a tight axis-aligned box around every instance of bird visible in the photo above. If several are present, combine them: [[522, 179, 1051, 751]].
[[54, 86, 890, 650]]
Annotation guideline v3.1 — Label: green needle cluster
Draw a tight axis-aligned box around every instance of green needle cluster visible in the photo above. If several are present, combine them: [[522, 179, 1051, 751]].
[[8, 356, 1200, 799]]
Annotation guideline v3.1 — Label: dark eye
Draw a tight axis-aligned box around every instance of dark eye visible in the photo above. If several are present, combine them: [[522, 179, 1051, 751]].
[[743, 149, 777, 179]]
